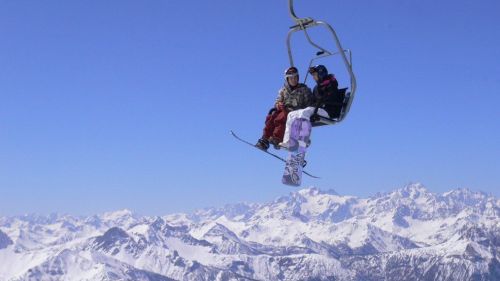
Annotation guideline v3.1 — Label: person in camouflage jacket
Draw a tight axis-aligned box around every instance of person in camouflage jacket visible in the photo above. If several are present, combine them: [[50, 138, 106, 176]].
[[275, 78, 312, 112], [256, 67, 313, 151]]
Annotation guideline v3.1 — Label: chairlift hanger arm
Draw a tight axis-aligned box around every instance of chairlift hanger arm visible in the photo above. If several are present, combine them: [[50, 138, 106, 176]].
[[288, 0, 312, 25], [286, 23, 330, 67], [288, 0, 298, 21], [286, 21, 356, 95]]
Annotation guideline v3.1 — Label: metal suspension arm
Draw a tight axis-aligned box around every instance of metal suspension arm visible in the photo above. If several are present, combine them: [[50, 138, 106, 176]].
[[289, 0, 313, 25], [286, 21, 356, 98]]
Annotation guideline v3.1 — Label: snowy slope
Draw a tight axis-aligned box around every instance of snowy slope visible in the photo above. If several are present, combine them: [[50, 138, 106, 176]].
[[0, 183, 498, 281], [0, 229, 13, 249]]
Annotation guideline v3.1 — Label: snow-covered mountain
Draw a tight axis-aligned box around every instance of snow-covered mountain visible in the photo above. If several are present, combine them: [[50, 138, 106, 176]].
[[0, 183, 498, 281]]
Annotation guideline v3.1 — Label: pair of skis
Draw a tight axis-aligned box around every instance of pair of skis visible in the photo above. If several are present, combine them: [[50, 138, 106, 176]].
[[231, 118, 317, 186]]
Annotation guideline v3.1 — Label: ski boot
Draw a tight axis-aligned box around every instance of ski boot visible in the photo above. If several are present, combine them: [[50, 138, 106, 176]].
[[255, 138, 270, 151], [268, 137, 282, 150], [279, 140, 298, 151]]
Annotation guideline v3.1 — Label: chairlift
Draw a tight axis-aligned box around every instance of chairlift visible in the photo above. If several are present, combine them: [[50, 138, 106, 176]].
[[286, 0, 357, 127]]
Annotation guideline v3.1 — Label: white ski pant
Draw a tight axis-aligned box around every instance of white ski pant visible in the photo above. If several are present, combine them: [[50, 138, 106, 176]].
[[282, 107, 329, 144]]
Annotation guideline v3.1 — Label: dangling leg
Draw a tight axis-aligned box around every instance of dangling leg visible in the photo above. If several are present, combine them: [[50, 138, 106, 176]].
[[283, 107, 316, 148], [256, 109, 279, 150], [269, 109, 289, 149], [281, 109, 303, 150]]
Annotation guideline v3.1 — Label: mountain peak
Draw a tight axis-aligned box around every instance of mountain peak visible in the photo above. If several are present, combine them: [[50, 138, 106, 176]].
[[402, 182, 427, 191], [92, 227, 134, 254], [296, 187, 339, 197], [442, 187, 488, 199], [204, 223, 239, 240], [396, 183, 431, 198], [101, 209, 135, 219], [101, 227, 130, 241]]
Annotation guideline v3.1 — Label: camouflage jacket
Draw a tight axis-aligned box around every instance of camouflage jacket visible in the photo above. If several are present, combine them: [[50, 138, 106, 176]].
[[275, 83, 312, 111]]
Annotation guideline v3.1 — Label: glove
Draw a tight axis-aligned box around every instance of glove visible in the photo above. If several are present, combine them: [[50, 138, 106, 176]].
[[276, 102, 285, 111]]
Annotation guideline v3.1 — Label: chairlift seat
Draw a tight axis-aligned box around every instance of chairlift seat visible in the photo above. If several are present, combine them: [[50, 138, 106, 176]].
[[311, 88, 350, 127]]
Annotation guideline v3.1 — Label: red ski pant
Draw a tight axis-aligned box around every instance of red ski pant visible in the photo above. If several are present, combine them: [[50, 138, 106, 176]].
[[262, 108, 289, 142]]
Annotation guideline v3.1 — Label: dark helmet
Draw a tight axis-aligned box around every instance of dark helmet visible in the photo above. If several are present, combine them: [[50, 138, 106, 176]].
[[308, 65, 328, 81], [284, 66, 299, 79]]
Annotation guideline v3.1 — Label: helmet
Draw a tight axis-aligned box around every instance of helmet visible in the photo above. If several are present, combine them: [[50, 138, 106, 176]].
[[308, 65, 328, 81], [284, 66, 299, 78]]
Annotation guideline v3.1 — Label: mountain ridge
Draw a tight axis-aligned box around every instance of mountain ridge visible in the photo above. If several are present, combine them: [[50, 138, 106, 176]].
[[1, 183, 498, 281]]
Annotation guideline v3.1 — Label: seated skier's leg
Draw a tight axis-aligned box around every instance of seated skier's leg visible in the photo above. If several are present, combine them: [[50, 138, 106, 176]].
[[280, 109, 304, 149], [300, 107, 322, 119], [270, 109, 289, 149], [256, 110, 279, 150], [281, 107, 317, 148], [297, 118, 312, 147], [263, 110, 279, 138]]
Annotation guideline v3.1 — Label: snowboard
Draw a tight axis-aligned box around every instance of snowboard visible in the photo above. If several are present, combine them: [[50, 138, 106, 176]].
[[282, 118, 312, 186], [230, 130, 319, 179]]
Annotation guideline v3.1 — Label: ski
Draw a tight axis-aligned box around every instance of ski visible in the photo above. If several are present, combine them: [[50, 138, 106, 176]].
[[230, 130, 319, 179]]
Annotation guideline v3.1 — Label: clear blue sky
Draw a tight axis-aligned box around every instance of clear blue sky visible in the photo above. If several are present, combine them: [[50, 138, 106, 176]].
[[1, 0, 499, 216]]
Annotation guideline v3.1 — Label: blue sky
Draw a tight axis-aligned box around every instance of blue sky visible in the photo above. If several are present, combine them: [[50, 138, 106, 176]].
[[1, 0, 499, 216]]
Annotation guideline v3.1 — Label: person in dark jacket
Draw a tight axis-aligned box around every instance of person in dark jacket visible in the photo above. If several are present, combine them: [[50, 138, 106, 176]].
[[309, 65, 343, 119], [256, 67, 312, 151]]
